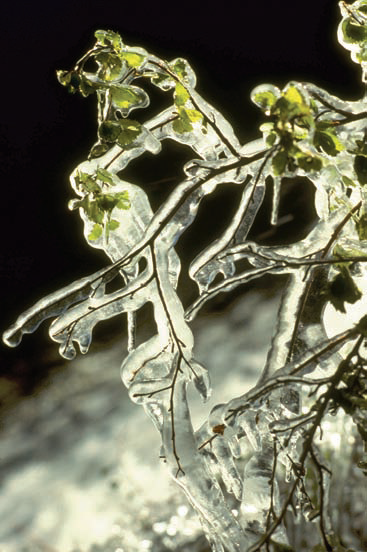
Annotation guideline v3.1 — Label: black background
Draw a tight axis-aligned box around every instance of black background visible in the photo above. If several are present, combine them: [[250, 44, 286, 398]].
[[0, 0, 363, 386]]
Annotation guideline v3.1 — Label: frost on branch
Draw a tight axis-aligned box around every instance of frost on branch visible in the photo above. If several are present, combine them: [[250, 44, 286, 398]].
[[3, 5, 367, 550]]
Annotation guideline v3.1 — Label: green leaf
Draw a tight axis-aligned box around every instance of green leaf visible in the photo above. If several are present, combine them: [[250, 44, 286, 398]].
[[296, 153, 323, 172], [172, 108, 194, 134], [341, 174, 355, 188], [89, 143, 110, 158], [98, 121, 122, 143], [333, 243, 367, 260], [151, 70, 175, 90], [266, 132, 277, 146], [340, 17, 367, 45], [95, 52, 124, 81], [274, 85, 310, 122], [88, 201, 104, 223], [251, 84, 281, 111], [110, 84, 148, 110], [174, 83, 190, 106], [96, 168, 114, 186], [88, 223, 103, 241], [115, 191, 130, 209], [116, 119, 142, 146], [284, 85, 305, 106], [94, 30, 123, 51], [97, 193, 119, 213], [56, 70, 80, 93], [108, 219, 120, 231], [272, 149, 288, 175], [171, 58, 189, 80], [76, 171, 101, 193], [314, 129, 344, 156], [120, 52, 145, 68], [185, 108, 203, 123], [252, 90, 278, 111]]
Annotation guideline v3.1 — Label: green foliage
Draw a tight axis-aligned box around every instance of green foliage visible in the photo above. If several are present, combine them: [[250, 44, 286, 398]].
[[44, 14, 367, 550], [314, 126, 344, 157], [110, 85, 148, 111], [97, 118, 143, 147], [70, 170, 130, 242], [94, 29, 123, 50]]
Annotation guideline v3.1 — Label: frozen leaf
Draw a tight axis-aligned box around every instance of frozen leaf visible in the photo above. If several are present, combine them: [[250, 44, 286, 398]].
[[95, 52, 124, 81], [120, 51, 145, 68], [172, 108, 194, 134], [96, 168, 114, 186], [174, 82, 190, 106], [251, 84, 280, 111], [98, 121, 121, 143], [89, 142, 110, 158], [94, 29, 123, 50], [314, 129, 344, 156], [272, 149, 288, 175], [110, 84, 149, 112], [88, 223, 103, 241], [116, 119, 143, 146], [108, 219, 120, 231]]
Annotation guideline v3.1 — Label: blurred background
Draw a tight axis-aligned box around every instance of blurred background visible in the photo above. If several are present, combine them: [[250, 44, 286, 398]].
[[1, 1, 366, 550]]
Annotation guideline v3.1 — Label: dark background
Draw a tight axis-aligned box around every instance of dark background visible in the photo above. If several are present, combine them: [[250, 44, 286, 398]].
[[0, 0, 363, 394]]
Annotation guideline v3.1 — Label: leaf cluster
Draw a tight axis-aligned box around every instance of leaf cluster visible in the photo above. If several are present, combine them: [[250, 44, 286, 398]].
[[70, 169, 130, 242], [253, 83, 345, 177]]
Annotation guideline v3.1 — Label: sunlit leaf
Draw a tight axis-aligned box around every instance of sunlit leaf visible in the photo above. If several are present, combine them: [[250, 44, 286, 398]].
[[95, 52, 124, 81], [88, 223, 103, 241], [174, 83, 190, 106], [116, 119, 142, 146], [272, 149, 288, 175], [89, 142, 110, 158], [284, 85, 305, 106], [96, 168, 114, 186], [170, 58, 189, 80], [121, 52, 145, 68], [110, 84, 149, 110], [296, 152, 323, 172], [172, 108, 193, 134], [98, 121, 121, 143], [108, 219, 120, 231], [340, 17, 367, 45], [94, 29, 123, 51], [115, 191, 130, 209], [314, 129, 344, 156]]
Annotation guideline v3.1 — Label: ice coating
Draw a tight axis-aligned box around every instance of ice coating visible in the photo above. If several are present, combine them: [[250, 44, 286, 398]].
[[3, 14, 367, 551]]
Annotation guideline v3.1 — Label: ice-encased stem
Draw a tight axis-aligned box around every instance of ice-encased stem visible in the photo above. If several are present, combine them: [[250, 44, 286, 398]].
[[161, 376, 250, 552]]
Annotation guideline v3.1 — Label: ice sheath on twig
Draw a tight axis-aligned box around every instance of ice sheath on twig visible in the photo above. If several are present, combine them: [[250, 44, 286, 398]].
[[3, 6, 367, 549]]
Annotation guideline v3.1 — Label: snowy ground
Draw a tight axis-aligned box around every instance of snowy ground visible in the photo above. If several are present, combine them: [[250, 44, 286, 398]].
[[0, 292, 280, 552]]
